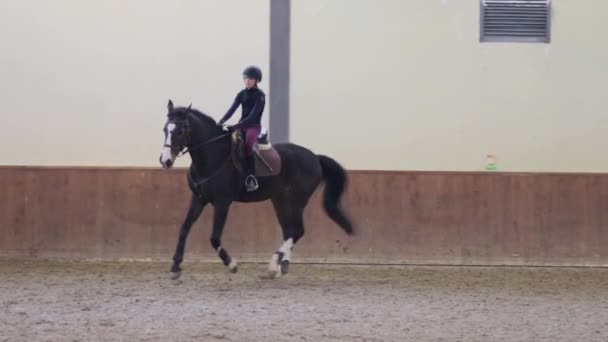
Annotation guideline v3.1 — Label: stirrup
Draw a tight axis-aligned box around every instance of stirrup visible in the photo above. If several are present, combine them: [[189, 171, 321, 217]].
[[245, 175, 258, 192]]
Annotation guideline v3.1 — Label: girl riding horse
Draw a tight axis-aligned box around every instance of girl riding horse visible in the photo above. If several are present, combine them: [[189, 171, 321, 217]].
[[218, 65, 265, 192]]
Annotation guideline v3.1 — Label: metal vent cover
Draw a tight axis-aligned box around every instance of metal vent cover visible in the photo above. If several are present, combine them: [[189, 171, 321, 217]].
[[480, 0, 551, 43]]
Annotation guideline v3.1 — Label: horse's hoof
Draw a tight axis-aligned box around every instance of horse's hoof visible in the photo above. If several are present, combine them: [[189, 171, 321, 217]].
[[280, 260, 290, 275], [170, 271, 182, 280], [228, 260, 239, 274]]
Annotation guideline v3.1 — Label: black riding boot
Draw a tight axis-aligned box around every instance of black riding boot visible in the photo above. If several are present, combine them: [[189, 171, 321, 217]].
[[245, 154, 258, 192]]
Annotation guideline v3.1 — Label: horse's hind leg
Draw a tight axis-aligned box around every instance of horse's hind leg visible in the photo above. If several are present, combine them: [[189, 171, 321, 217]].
[[268, 199, 305, 277], [170, 194, 206, 280], [210, 202, 238, 273]]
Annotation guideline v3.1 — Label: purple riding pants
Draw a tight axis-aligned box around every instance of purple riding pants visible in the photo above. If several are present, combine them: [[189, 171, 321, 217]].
[[241, 125, 261, 156]]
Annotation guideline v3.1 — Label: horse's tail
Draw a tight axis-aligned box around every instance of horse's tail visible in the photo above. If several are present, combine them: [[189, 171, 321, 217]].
[[317, 155, 354, 235]]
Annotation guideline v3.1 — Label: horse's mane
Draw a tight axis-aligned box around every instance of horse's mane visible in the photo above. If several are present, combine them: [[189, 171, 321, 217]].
[[188, 108, 218, 126], [169, 106, 219, 127]]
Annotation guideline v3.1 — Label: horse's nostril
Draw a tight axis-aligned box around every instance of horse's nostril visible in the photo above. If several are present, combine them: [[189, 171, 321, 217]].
[[166, 159, 173, 168]]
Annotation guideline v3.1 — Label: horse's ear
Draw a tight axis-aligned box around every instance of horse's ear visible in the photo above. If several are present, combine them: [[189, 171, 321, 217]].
[[167, 99, 174, 113], [187, 103, 192, 110]]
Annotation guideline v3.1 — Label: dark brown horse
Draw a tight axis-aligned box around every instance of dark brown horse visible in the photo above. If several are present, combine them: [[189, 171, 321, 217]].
[[159, 100, 353, 279]]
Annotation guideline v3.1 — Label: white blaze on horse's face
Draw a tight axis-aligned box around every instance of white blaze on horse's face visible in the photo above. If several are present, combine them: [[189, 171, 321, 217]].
[[160, 123, 176, 169]]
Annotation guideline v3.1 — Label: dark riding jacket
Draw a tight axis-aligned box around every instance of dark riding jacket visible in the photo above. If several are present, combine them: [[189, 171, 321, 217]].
[[220, 87, 265, 127]]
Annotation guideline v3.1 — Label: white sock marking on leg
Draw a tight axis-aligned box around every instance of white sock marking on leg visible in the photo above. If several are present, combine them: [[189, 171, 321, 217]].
[[228, 258, 238, 271], [278, 238, 294, 262], [269, 253, 280, 272]]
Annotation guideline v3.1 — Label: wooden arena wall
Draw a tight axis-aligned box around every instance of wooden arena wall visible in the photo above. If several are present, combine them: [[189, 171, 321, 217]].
[[1, 166, 606, 266]]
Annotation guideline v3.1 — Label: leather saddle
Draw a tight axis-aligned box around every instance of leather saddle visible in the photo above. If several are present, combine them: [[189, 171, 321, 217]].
[[231, 129, 281, 177]]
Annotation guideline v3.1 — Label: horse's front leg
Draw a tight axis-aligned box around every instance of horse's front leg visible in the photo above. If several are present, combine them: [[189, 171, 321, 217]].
[[210, 202, 238, 273], [170, 194, 206, 280]]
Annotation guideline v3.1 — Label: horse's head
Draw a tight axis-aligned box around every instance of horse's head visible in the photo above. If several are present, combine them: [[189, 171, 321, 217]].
[[159, 100, 192, 169]]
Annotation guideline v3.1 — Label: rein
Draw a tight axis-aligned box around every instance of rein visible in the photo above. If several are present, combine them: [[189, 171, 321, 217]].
[[188, 150, 234, 196], [177, 131, 231, 157], [164, 113, 237, 196], [181, 128, 235, 196]]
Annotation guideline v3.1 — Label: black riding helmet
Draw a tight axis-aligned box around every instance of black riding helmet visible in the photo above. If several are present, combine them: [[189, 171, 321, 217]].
[[242, 65, 262, 82]]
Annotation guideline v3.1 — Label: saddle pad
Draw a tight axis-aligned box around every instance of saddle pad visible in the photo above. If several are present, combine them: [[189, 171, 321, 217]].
[[255, 147, 281, 177]]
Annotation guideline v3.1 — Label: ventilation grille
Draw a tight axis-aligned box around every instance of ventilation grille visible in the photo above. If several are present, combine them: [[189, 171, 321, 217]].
[[480, 0, 551, 43]]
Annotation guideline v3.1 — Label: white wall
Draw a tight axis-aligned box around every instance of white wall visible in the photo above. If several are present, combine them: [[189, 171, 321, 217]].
[[290, 0, 608, 172], [0, 0, 269, 167]]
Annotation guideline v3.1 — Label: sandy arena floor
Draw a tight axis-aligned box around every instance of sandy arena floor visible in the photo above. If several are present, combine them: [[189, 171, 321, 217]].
[[0, 259, 607, 342]]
